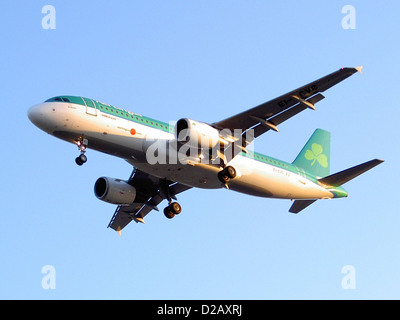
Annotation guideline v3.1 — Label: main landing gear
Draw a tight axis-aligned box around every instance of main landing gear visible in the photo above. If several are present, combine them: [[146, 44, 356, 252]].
[[163, 201, 182, 219], [217, 165, 236, 185], [162, 166, 236, 220], [160, 179, 182, 220], [75, 138, 88, 166]]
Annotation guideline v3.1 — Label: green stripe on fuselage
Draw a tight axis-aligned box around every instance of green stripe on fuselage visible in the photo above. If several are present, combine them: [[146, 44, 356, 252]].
[[45, 95, 173, 133], [240, 151, 319, 183], [45, 95, 322, 183]]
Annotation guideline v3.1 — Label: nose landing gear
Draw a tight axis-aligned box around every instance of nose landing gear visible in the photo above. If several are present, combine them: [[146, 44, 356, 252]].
[[75, 138, 88, 166], [75, 154, 87, 166]]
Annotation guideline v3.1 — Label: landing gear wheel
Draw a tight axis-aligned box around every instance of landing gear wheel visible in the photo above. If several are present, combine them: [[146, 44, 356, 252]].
[[79, 154, 87, 163], [218, 166, 236, 183], [75, 157, 83, 166], [164, 207, 175, 219], [163, 202, 182, 219], [225, 166, 236, 179], [75, 154, 87, 166], [218, 170, 230, 184], [169, 202, 182, 215]]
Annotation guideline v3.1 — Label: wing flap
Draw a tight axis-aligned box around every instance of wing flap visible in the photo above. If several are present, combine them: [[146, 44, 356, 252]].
[[108, 203, 143, 231], [253, 93, 325, 138]]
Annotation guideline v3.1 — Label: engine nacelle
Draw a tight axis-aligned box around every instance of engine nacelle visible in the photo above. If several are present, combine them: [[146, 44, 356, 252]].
[[175, 118, 220, 149], [94, 177, 136, 206]]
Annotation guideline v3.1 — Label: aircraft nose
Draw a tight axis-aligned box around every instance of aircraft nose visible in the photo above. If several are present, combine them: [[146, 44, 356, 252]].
[[28, 103, 54, 133], [28, 104, 41, 125]]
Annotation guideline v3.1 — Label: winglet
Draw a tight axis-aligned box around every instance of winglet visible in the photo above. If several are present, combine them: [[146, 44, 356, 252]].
[[355, 66, 363, 74], [117, 230, 122, 236]]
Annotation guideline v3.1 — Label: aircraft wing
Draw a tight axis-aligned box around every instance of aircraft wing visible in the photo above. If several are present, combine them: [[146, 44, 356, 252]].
[[107, 168, 192, 233], [213, 67, 363, 139]]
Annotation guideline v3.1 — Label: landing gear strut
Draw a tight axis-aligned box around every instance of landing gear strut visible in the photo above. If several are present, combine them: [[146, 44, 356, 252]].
[[163, 202, 182, 219], [75, 138, 88, 166]]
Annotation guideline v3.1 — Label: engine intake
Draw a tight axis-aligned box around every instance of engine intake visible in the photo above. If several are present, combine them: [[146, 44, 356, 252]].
[[175, 118, 220, 149], [94, 177, 136, 206]]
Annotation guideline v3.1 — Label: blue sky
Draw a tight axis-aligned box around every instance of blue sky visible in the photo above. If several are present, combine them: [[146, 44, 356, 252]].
[[1, 1, 399, 299]]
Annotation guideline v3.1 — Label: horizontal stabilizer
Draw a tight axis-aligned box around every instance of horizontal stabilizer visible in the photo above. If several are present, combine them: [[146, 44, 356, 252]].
[[318, 159, 384, 187], [289, 200, 317, 214]]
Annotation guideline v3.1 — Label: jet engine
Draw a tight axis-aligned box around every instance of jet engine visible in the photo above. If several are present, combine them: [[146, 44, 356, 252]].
[[175, 118, 220, 149], [94, 177, 136, 206]]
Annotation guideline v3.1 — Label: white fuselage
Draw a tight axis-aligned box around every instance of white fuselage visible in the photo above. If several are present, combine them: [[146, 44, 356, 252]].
[[28, 101, 334, 200]]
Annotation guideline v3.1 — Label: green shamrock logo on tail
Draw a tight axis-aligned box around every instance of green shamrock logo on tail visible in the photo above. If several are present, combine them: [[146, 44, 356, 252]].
[[305, 143, 328, 168]]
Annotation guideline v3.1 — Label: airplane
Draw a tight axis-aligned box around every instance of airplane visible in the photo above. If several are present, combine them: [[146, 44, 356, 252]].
[[28, 66, 383, 234]]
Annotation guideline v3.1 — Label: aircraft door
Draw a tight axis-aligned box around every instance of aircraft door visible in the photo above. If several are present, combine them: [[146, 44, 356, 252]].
[[83, 98, 97, 116]]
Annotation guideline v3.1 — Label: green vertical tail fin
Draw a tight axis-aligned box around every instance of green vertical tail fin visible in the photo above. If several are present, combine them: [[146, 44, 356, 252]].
[[292, 129, 331, 178]]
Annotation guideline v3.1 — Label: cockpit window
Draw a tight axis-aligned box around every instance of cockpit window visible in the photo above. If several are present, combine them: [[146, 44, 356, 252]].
[[45, 96, 83, 105]]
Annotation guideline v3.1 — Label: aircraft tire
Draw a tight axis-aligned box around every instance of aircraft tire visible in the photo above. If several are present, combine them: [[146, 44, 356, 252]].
[[79, 154, 87, 163], [225, 166, 236, 179], [218, 171, 230, 184], [170, 202, 182, 215], [164, 207, 175, 219], [75, 157, 83, 166]]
